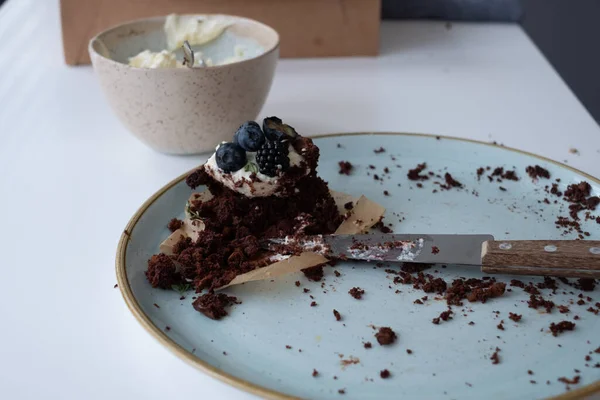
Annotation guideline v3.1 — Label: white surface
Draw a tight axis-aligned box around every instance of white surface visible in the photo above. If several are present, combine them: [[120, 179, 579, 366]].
[[0, 1, 599, 399]]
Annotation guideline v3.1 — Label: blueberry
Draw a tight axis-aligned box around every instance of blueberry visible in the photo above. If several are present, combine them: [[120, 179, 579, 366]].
[[215, 142, 247, 173], [233, 121, 265, 151], [262, 116, 298, 141]]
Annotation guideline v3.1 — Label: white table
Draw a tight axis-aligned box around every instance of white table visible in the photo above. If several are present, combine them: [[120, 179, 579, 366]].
[[1, 1, 599, 399]]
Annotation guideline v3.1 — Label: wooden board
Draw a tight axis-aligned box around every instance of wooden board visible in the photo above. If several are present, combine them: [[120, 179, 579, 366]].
[[60, 0, 381, 65]]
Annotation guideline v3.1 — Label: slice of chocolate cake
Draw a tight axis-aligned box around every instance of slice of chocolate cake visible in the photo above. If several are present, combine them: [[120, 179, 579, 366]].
[[146, 117, 343, 295]]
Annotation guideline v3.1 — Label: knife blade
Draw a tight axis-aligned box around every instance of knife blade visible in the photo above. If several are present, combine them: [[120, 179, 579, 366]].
[[262, 233, 494, 266]]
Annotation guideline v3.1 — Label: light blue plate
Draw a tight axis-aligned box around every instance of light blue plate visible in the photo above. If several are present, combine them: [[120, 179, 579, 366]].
[[117, 133, 600, 400]]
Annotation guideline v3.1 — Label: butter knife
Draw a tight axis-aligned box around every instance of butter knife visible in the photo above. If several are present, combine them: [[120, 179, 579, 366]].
[[262, 234, 600, 279]]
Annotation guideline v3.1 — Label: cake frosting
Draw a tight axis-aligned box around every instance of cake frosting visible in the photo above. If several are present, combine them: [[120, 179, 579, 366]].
[[127, 14, 256, 69], [204, 142, 308, 197]]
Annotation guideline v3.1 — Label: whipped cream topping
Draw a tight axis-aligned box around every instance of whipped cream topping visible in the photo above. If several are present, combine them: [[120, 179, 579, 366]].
[[127, 15, 257, 68], [164, 14, 233, 50], [128, 50, 178, 68], [204, 142, 307, 197]]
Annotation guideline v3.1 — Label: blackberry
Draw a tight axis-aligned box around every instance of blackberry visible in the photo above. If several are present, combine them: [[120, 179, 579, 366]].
[[256, 140, 290, 177]]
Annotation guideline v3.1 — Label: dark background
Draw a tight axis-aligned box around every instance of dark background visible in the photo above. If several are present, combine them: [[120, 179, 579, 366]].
[[2, 0, 597, 125]]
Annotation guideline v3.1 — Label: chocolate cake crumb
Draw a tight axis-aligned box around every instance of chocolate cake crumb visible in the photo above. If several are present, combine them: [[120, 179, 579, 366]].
[[374, 147, 386, 153], [380, 369, 391, 379], [528, 370, 534, 375], [185, 168, 210, 189], [343, 201, 353, 210], [192, 293, 239, 320], [468, 321, 475, 325], [431, 246, 440, 254], [586, 355, 592, 361], [407, 163, 429, 181], [497, 322, 504, 330], [510, 279, 525, 288], [303, 266, 325, 281], [526, 165, 550, 180], [490, 348, 501, 364], [349, 287, 365, 299], [312, 369, 319, 377], [406, 349, 413, 354], [168, 218, 184, 232], [375, 327, 397, 345], [558, 376, 580, 385], [503, 170, 519, 181], [295, 281, 301, 287], [146, 253, 180, 289], [334, 270, 341, 277], [558, 305, 570, 314], [364, 342, 372, 349], [528, 294, 555, 313], [564, 181, 591, 203], [165, 326, 171, 331], [476, 167, 485, 180], [549, 183, 563, 197], [333, 309, 342, 321], [338, 389, 345, 394], [153, 303, 160, 309], [338, 161, 353, 175], [490, 167, 519, 181], [549, 321, 576, 336], [575, 278, 596, 291], [285, 345, 292, 349], [530, 380, 537, 384], [310, 301, 317, 307], [499, 186, 507, 192], [113, 284, 118, 288], [467, 282, 506, 303], [383, 190, 390, 196], [432, 309, 453, 324], [442, 173, 463, 189], [509, 312, 522, 322]]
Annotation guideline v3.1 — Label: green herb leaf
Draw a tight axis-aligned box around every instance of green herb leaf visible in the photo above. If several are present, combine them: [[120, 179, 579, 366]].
[[244, 162, 259, 173], [172, 283, 192, 295], [185, 201, 201, 220]]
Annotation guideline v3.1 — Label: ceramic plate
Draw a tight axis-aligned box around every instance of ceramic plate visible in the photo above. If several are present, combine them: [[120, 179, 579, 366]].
[[117, 133, 600, 400]]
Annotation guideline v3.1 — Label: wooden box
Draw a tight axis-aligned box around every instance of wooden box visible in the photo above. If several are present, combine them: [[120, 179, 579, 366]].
[[60, 0, 381, 65]]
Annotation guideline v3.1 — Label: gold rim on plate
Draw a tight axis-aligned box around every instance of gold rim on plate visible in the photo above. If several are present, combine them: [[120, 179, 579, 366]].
[[116, 132, 600, 400]]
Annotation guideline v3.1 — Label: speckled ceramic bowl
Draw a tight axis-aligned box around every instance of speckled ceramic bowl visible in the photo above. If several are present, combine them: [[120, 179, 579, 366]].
[[89, 15, 279, 155]]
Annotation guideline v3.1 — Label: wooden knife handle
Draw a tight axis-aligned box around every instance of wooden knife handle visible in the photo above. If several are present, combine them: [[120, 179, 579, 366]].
[[481, 240, 600, 279]]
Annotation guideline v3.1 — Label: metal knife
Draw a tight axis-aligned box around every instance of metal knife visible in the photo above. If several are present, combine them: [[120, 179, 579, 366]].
[[262, 234, 600, 278]]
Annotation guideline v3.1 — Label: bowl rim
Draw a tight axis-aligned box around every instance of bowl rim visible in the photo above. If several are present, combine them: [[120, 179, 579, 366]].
[[116, 131, 600, 400], [88, 13, 280, 71]]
